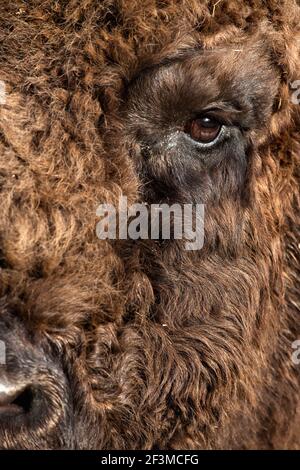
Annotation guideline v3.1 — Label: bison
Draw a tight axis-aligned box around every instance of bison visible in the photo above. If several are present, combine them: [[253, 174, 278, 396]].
[[0, 0, 299, 449]]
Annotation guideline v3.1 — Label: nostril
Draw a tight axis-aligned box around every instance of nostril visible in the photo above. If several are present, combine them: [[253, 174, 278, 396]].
[[11, 386, 33, 414], [0, 382, 33, 417]]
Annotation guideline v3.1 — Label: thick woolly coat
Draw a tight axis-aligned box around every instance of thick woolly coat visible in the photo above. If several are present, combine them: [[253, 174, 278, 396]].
[[0, 0, 299, 449]]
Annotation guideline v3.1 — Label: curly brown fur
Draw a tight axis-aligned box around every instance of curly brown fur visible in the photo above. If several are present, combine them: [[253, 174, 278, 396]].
[[0, 0, 299, 449]]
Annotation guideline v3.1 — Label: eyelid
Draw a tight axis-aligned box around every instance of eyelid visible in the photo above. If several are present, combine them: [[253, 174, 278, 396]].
[[193, 111, 230, 126], [194, 103, 243, 126]]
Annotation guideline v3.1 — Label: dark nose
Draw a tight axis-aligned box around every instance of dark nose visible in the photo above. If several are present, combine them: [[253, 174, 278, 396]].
[[0, 310, 74, 449], [0, 377, 32, 417]]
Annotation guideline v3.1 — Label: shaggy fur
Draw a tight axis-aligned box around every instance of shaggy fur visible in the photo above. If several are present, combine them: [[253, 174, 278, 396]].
[[0, 0, 299, 449]]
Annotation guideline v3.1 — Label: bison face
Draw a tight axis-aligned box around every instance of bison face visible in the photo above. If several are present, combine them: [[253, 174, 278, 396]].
[[0, 0, 299, 451]]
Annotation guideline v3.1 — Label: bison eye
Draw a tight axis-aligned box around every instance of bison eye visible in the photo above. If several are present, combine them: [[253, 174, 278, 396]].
[[185, 115, 222, 144]]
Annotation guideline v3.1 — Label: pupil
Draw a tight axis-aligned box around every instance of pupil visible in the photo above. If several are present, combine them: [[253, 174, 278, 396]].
[[199, 117, 218, 128]]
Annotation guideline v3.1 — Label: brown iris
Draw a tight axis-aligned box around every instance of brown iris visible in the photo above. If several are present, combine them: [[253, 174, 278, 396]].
[[186, 116, 222, 143]]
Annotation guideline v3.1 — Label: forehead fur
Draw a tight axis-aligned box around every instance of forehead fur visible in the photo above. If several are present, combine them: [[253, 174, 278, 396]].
[[127, 39, 280, 130]]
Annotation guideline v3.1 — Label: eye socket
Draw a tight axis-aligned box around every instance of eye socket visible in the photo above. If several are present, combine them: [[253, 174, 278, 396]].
[[185, 115, 222, 144]]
